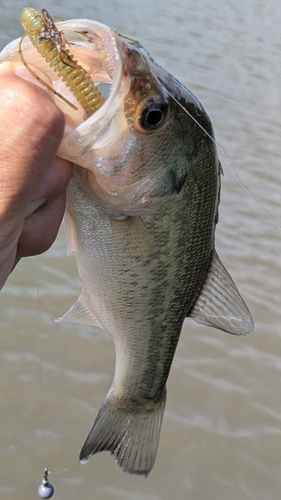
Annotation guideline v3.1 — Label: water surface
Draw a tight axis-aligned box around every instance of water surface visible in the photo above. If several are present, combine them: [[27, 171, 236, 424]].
[[1, 1, 281, 499]]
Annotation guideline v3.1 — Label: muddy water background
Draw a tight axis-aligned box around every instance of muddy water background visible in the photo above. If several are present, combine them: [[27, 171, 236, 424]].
[[1, 0, 281, 499]]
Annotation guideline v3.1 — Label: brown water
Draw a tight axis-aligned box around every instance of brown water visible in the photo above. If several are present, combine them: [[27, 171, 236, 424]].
[[1, 1, 281, 499]]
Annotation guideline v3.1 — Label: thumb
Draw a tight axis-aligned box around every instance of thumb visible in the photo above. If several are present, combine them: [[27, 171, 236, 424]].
[[0, 62, 65, 286]]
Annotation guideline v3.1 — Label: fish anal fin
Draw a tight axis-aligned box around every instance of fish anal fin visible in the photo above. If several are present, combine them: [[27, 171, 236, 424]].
[[189, 249, 254, 335], [80, 388, 167, 476], [55, 294, 104, 331]]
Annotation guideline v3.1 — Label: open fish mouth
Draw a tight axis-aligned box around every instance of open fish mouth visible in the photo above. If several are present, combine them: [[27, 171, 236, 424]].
[[0, 14, 128, 160]]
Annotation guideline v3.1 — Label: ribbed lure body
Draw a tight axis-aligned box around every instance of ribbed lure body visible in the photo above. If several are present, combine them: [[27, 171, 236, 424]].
[[20, 8, 105, 115]]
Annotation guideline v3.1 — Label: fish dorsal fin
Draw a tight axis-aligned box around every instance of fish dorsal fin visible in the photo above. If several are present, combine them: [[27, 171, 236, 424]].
[[55, 294, 104, 330], [189, 250, 254, 335]]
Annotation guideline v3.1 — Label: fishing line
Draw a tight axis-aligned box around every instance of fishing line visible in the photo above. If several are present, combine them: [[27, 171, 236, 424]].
[[36, 264, 69, 497], [169, 90, 281, 231], [36, 258, 70, 498], [170, 87, 281, 230], [174, 91, 281, 231], [149, 62, 281, 232], [36, 268, 54, 498]]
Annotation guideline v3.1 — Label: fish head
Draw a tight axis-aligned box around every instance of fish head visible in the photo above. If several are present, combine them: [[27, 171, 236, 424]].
[[77, 39, 201, 217], [0, 16, 216, 217]]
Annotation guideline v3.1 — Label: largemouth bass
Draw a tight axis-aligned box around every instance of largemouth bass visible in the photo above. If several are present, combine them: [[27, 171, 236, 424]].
[[0, 13, 254, 476]]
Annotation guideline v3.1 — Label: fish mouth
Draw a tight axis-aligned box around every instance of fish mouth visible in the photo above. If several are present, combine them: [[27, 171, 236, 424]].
[[0, 18, 127, 159], [55, 19, 128, 160]]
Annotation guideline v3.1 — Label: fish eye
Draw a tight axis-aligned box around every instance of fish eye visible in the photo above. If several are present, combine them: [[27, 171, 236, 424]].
[[135, 97, 169, 133]]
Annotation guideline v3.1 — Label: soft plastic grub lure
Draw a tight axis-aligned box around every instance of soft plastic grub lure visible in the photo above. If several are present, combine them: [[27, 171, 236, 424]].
[[19, 7, 105, 115]]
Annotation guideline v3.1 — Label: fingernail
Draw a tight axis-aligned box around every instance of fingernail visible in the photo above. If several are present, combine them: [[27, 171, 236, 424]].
[[14, 66, 37, 82], [0, 62, 40, 85], [25, 198, 47, 218], [14, 65, 48, 89]]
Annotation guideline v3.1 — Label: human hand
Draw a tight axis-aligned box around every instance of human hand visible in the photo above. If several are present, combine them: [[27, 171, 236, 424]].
[[0, 62, 72, 289]]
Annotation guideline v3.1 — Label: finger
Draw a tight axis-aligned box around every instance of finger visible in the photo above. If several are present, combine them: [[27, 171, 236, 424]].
[[24, 156, 73, 220], [0, 63, 66, 287], [0, 61, 54, 97], [16, 191, 66, 260], [0, 62, 65, 243]]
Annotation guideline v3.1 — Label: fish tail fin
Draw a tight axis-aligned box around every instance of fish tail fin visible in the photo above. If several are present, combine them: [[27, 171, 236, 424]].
[[79, 389, 166, 476]]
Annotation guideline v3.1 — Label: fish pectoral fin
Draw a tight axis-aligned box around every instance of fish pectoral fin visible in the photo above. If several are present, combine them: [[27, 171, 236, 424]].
[[64, 207, 77, 255], [55, 294, 104, 330], [80, 388, 167, 476], [189, 249, 254, 335], [110, 215, 153, 252]]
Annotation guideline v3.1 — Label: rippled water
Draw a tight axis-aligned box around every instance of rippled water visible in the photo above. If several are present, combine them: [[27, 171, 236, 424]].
[[1, 0, 281, 499]]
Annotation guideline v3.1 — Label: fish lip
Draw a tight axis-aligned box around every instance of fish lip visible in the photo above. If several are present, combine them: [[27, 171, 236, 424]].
[[58, 19, 124, 116], [54, 19, 126, 158]]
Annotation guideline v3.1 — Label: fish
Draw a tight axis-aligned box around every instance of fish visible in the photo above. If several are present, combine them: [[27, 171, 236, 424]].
[[0, 13, 254, 476]]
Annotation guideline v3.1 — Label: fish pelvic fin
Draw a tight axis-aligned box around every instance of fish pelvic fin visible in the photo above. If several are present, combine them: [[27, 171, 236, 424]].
[[189, 249, 254, 335], [80, 388, 167, 476], [55, 293, 104, 331]]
